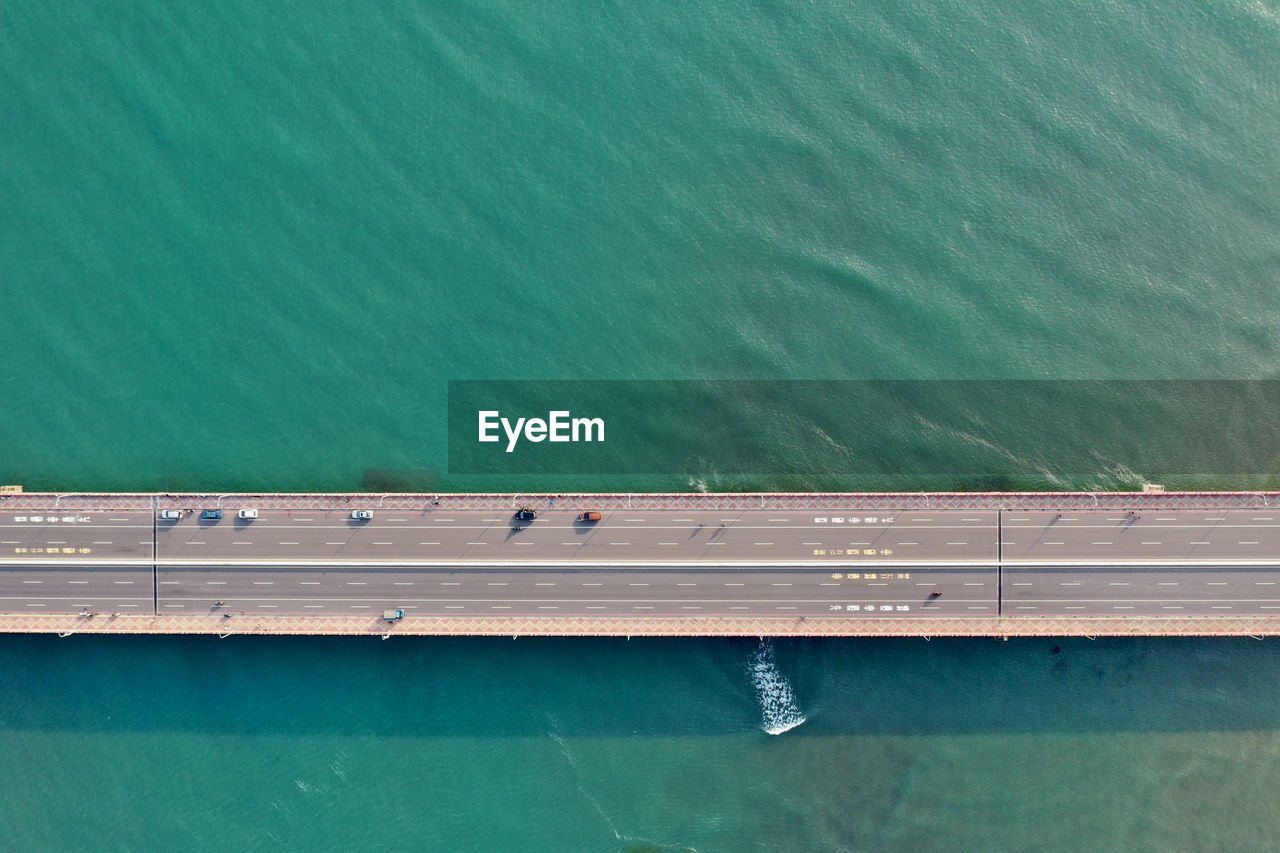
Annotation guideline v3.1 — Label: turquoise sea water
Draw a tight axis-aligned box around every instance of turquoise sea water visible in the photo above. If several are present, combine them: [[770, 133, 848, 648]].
[[9, 635, 1280, 851], [4, 1, 1280, 849]]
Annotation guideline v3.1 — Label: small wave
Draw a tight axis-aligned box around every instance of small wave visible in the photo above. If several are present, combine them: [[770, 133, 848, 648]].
[[749, 640, 806, 735], [550, 730, 699, 851]]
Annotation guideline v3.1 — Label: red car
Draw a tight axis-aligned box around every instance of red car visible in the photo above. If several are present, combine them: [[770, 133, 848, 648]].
[[577, 511, 601, 523]]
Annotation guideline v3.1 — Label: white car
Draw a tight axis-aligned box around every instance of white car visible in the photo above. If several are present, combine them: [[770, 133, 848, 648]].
[[238, 508, 259, 520], [351, 510, 373, 520], [158, 509, 182, 520]]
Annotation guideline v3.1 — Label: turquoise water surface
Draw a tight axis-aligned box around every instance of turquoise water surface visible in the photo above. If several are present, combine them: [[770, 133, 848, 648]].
[[3, 0, 1280, 849]]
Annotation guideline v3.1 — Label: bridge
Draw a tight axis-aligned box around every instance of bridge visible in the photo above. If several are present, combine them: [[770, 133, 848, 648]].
[[3, 491, 1280, 636]]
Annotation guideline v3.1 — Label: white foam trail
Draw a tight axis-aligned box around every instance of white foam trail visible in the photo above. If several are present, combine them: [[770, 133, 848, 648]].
[[749, 640, 806, 735], [548, 729, 701, 851]]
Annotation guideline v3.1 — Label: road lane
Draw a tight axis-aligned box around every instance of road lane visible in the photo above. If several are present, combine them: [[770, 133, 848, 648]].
[[1002, 510, 1280, 563], [154, 564, 998, 616], [0, 562, 155, 613], [1, 511, 153, 561], [1003, 563, 1280, 615], [156, 509, 998, 565]]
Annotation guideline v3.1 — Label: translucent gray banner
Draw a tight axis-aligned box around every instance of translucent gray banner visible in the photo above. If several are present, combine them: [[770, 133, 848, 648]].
[[447, 380, 1280, 478]]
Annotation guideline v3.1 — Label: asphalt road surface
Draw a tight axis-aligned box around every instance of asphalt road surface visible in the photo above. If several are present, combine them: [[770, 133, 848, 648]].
[[154, 509, 998, 564], [5, 506, 1280, 617]]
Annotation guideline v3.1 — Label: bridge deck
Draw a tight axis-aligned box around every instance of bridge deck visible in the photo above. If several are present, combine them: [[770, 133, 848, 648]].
[[4, 493, 1280, 634]]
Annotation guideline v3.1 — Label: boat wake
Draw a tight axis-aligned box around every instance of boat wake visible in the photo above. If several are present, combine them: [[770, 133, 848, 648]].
[[749, 640, 806, 735]]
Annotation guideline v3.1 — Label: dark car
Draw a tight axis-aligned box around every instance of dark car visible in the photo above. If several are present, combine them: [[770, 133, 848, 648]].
[[514, 507, 537, 521], [200, 509, 223, 520]]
